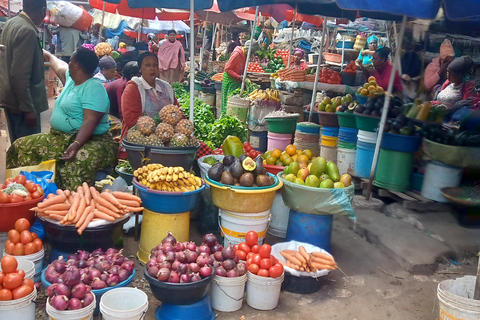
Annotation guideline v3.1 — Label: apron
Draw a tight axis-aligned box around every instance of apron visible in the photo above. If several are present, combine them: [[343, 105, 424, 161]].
[[144, 86, 173, 117]]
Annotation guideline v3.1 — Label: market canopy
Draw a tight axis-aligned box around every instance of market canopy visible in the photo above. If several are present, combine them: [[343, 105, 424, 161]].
[[125, 0, 213, 10], [195, 0, 243, 25], [89, 0, 156, 19]]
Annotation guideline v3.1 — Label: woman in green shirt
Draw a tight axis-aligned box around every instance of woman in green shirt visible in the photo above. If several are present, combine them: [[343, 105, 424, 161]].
[[6, 47, 116, 190]]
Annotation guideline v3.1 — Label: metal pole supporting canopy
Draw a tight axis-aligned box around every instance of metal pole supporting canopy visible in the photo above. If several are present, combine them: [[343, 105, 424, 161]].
[[240, 6, 259, 96]]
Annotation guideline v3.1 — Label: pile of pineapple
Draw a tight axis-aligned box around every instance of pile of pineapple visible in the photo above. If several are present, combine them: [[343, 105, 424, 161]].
[[126, 105, 198, 148]]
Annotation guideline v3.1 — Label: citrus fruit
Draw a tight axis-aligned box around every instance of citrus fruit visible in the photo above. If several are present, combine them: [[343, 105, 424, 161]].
[[283, 157, 293, 166], [296, 149, 303, 156], [275, 160, 283, 166], [291, 154, 298, 162], [368, 80, 377, 86], [297, 155, 309, 164], [279, 153, 289, 162], [271, 149, 281, 159], [303, 149, 313, 159], [368, 76, 376, 82], [285, 145, 296, 156], [266, 156, 277, 165], [367, 85, 376, 92], [361, 89, 368, 96], [363, 83, 369, 89]]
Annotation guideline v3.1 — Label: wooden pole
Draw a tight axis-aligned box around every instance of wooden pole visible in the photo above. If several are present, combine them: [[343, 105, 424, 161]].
[[308, 17, 327, 122], [240, 6, 259, 96]]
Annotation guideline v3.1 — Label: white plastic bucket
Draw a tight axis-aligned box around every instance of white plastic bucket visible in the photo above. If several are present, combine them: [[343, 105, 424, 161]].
[[268, 192, 289, 238], [3, 248, 45, 282], [437, 276, 480, 320], [100, 288, 148, 320], [357, 130, 377, 143], [0, 287, 37, 320], [219, 209, 270, 247], [421, 161, 463, 202], [46, 294, 96, 320], [0, 259, 35, 280], [210, 274, 247, 312], [337, 147, 356, 175], [246, 271, 284, 310], [200, 92, 215, 107]]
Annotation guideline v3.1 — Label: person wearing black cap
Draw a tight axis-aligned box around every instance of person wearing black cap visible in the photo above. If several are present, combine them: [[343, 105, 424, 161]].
[[94, 55, 117, 83]]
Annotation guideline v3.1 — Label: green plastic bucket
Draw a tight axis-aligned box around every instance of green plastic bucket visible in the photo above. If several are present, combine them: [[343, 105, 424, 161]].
[[336, 112, 357, 128], [354, 113, 380, 132], [338, 141, 356, 149], [265, 117, 298, 134], [374, 148, 413, 192]]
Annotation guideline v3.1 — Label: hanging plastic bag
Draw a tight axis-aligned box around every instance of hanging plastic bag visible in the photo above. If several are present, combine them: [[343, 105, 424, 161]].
[[6, 160, 56, 181], [20, 171, 58, 197]]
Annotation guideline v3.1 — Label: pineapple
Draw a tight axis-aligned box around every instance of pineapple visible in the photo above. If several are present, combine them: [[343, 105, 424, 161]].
[[159, 105, 184, 126], [137, 116, 156, 135], [174, 119, 194, 136], [186, 135, 198, 147], [155, 123, 175, 142], [145, 134, 164, 147], [126, 129, 145, 145], [170, 133, 189, 147]]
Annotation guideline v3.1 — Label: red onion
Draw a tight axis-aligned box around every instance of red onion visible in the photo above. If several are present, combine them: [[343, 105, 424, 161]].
[[86, 257, 96, 268], [180, 273, 190, 283], [77, 260, 87, 269], [227, 268, 239, 277], [198, 244, 211, 255], [82, 293, 94, 307], [91, 248, 104, 256], [196, 253, 210, 267], [35, 282, 41, 290], [45, 267, 60, 283], [203, 233, 217, 247], [162, 243, 174, 253], [118, 268, 130, 282], [85, 286, 92, 294], [175, 251, 186, 263], [121, 260, 134, 274], [69, 298, 83, 310], [191, 273, 201, 282], [222, 259, 236, 271], [88, 268, 101, 279], [174, 242, 185, 252], [50, 295, 69, 311], [155, 244, 164, 251], [77, 250, 90, 261], [199, 266, 212, 278], [67, 254, 79, 261], [110, 265, 120, 275], [105, 248, 118, 256], [207, 255, 214, 266], [61, 267, 81, 286], [71, 283, 88, 299], [112, 252, 125, 266], [148, 265, 159, 278], [177, 263, 188, 275], [186, 241, 197, 252], [221, 243, 235, 260], [80, 273, 91, 285], [106, 274, 120, 287], [47, 284, 58, 298], [215, 266, 227, 277], [185, 250, 198, 263], [237, 262, 247, 276], [96, 261, 112, 273], [165, 251, 175, 263], [66, 259, 77, 266], [150, 248, 157, 255], [189, 263, 200, 273], [161, 232, 177, 245], [91, 277, 106, 289], [157, 268, 170, 282], [167, 271, 180, 283], [233, 255, 239, 263], [213, 260, 222, 268], [213, 251, 224, 262], [212, 243, 223, 253], [146, 259, 157, 269], [100, 273, 108, 282], [171, 260, 181, 271], [158, 261, 171, 270], [52, 259, 66, 274], [155, 253, 166, 263]]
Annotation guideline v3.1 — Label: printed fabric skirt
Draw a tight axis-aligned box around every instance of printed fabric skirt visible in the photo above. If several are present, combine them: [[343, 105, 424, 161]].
[[221, 72, 241, 116]]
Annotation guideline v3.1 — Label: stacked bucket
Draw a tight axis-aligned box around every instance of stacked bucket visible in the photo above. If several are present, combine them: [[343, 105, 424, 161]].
[[337, 127, 358, 175], [320, 126, 339, 163], [293, 122, 321, 156], [354, 130, 377, 178]]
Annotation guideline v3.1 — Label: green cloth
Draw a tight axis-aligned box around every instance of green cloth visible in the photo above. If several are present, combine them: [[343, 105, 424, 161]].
[[50, 71, 111, 135], [221, 72, 241, 116], [6, 128, 116, 190]]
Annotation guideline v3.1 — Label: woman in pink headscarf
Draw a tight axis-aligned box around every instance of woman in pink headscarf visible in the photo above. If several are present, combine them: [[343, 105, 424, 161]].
[[157, 30, 185, 84], [424, 39, 455, 97]]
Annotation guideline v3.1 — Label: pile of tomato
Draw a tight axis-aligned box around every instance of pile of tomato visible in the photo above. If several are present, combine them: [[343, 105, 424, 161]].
[[211, 142, 262, 159], [233, 231, 284, 278], [5, 218, 43, 256], [0, 174, 44, 203], [343, 60, 357, 73], [247, 62, 265, 73], [0, 255, 35, 301], [273, 49, 291, 66], [318, 67, 342, 84]]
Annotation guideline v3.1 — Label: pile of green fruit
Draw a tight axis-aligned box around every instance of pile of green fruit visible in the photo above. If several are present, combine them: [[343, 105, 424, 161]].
[[207, 154, 275, 188], [282, 156, 352, 189], [317, 95, 353, 113], [264, 57, 285, 73]]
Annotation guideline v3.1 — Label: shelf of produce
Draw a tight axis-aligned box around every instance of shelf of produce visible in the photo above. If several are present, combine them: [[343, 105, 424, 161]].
[[247, 72, 273, 83], [279, 81, 360, 95]]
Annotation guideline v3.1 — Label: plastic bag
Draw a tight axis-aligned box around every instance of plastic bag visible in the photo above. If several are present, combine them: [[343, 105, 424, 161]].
[[20, 171, 58, 197], [271, 241, 332, 278], [247, 103, 280, 132], [6, 160, 56, 181], [51, 1, 92, 31], [197, 155, 225, 182]]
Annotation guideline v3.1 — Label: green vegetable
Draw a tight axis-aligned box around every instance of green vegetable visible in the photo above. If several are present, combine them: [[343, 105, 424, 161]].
[[3, 183, 28, 196], [203, 157, 218, 165], [207, 115, 248, 149], [117, 160, 133, 174]]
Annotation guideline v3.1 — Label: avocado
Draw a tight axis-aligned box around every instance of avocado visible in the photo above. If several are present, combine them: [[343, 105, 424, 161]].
[[238, 154, 247, 163], [207, 163, 224, 181], [256, 174, 272, 187], [223, 155, 236, 167], [220, 171, 234, 185], [242, 157, 257, 172], [239, 173, 254, 187], [254, 157, 267, 177], [229, 159, 245, 180]]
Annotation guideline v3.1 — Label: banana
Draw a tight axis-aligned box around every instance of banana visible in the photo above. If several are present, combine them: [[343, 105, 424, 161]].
[[172, 173, 178, 182], [194, 176, 202, 187]]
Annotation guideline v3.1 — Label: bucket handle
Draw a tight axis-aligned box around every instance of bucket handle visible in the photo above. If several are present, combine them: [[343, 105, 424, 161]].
[[213, 281, 245, 302], [218, 213, 271, 244], [139, 310, 147, 320]]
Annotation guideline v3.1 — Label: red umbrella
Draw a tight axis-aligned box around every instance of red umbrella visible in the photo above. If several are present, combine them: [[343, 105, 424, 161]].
[[235, 5, 293, 23], [89, 0, 155, 19], [285, 10, 323, 27]]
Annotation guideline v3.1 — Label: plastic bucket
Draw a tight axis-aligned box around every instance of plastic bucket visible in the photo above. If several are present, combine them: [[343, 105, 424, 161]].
[[336, 112, 357, 128], [267, 132, 293, 151], [1, 260, 35, 280], [249, 130, 268, 152], [355, 140, 376, 179], [321, 126, 339, 137], [374, 149, 413, 192], [321, 135, 339, 147], [338, 127, 358, 143], [286, 210, 333, 253], [47, 295, 96, 320], [357, 130, 377, 144], [210, 274, 247, 312], [215, 92, 222, 118], [338, 141, 356, 150], [137, 209, 190, 263], [266, 117, 298, 134], [337, 147, 356, 175], [421, 161, 463, 202], [268, 192, 290, 238], [219, 209, 270, 247], [226, 96, 249, 122], [100, 288, 148, 320], [320, 144, 337, 163], [0, 287, 37, 320], [246, 271, 284, 310], [3, 249, 44, 282], [437, 276, 480, 320], [200, 92, 215, 107]]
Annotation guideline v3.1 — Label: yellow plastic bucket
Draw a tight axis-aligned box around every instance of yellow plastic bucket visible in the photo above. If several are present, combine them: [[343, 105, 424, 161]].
[[321, 135, 339, 147], [137, 210, 190, 263]]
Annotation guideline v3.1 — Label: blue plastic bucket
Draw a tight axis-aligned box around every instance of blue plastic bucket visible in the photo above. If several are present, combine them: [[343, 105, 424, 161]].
[[155, 295, 215, 320], [339, 127, 358, 143], [355, 140, 377, 179], [248, 130, 268, 152], [286, 210, 333, 253], [321, 126, 339, 137]]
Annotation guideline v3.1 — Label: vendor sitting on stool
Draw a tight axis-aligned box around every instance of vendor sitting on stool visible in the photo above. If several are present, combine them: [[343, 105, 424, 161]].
[[290, 48, 309, 70]]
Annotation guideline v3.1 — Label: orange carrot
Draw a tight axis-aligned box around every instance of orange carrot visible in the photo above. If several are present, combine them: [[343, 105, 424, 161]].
[[56, 189, 65, 196], [96, 203, 121, 218], [112, 191, 141, 202], [82, 182, 91, 203], [47, 194, 55, 199], [90, 187, 99, 199], [77, 185, 84, 198], [294, 251, 306, 264], [280, 251, 302, 266], [125, 206, 144, 212], [100, 192, 121, 207], [38, 195, 67, 209], [75, 206, 92, 228], [39, 203, 71, 212], [117, 199, 141, 208], [77, 209, 94, 235], [67, 194, 80, 222], [93, 210, 115, 221], [311, 252, 335, 261], [311, 256, 336, 266], [299, 246, 311, 262], [64, 190, 70, 198], [45, 210, 69, 216], [95, 197, 120, 213], [310, 262, 336, 270], [73, 198, 86, 224], [48, 214, 65, 221]]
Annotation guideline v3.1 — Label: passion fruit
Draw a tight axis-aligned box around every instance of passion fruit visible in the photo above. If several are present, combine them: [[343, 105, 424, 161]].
[[242, 157, 257, 172]]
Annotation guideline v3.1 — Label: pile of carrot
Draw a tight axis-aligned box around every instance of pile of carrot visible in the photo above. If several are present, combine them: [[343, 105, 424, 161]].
[[278, 68, 305, 82], [32, 183, 143, 235], [279, 246, 337, 272]]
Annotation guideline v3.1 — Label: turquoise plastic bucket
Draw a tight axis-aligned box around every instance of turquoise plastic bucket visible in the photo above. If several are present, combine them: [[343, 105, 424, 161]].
[[355, 140, 376, 179], [285, 210, 333, 253]]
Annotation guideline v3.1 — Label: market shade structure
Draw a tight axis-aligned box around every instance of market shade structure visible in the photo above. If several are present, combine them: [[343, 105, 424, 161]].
[[285, 10, 323, 27], [235, 4, 292, 22], [195, 0, 243, 25], [90, 0, 156, 19]]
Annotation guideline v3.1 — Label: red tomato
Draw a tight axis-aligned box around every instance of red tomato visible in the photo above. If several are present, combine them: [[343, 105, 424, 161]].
[[246, 258, 253, 266], [31, 191, 41, 199], [4, 178, 15, 186], [270, 255, 277, 265], [260, 258, 272, 269], [8, 230, 20, 244], [9, 194, 24, 203], [14, 175, 26, 186], [30, 233, 37, 240], [15, 269, 25, 278], [251, 244, 260, 254], [233, 244, 239, 251], [20, 231, 33, 245], [35, 185, 44, 196], [24, 183, 36, 193], [245, 231, 258, 247], [236, 250, 246, 261], [257, 269, 269, 277], [0, 192, 10, 204], [0, 289, 12, 301], [248, 264, 259, 275], [238, 242, 251, 254], [243, 142, 250, 148], [3, 273, 23, 290], [33, 239, 43, 252], [12, 285, 33, 300], [0, 272, 4, 283], [268, 265, 284, 278], [24, 243, 36, 255], [13, 243, 24, 256], [0, 183, 4, 190], [15, 219, 30, 233], [252, 254, 262, 266], [5, 242, 15, 255], [246, 252, 255, 260], [258, 244, 272, 258], [22, 278, 34, 289], [244, 145, 253, 152]]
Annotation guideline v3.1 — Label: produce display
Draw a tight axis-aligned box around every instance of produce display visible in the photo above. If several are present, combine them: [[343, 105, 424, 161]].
[[210, 73, 223, 82], [265, 57, 286, 73], [247, 88, 280, 102], [317, 95, 353, 113], [0, 256, 35, 301], [404, 100, 446, 123], [247, 62, 265, 73], [125, 106, 198, 148], [356, 76, 384, 98], [263, 145, 313, 167], [207, 154, 275, 188], [210, 140, 262, 159], [116, 160, 133, 175], [342, 60, 357, 74], [420, 125, 480, 146], [316, 67, 342, 85], [33, 187, 142, 234], [282, 156, 352, 189], [0, 174, 44, 203], [279, 246, 337, 272], [382, 114, 419, 136], [277, 68, 305, 82], [5, 218, 42, 256], [273, 49, 291, 66], [354, 94, 404, 117], [334, 94, 356, 113], [133, 164, 203, 192], [47, 282, 94, 311], [146, 232, 217, 283], [234, 231, 284, 278]]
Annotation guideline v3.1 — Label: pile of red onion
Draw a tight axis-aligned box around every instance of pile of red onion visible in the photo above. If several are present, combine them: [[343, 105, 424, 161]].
[[147, 232, 214, 283], [47, 283, 94, 311], [207, 235, 247, 278], [44, 248, 135, 290]]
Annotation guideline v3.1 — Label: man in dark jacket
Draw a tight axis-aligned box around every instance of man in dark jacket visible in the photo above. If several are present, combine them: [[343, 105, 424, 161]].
[[0, 0, 48, 143]]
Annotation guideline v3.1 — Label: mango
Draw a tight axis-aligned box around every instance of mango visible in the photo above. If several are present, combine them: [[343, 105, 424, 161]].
[[222, 136, 244, 158], [288, 162, 301, 175], [326, 161, 340, 182], [305, 175, 320, 188], [297, 168, 309, 181], [319, 174, 330, 183], [310, 156, 327, 177], [340, 173, 352, 187], [319, 179, 334, 188], [334, 182, 345, 188], [294, 178, 305, 185], [285, 174, 296, 182]]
